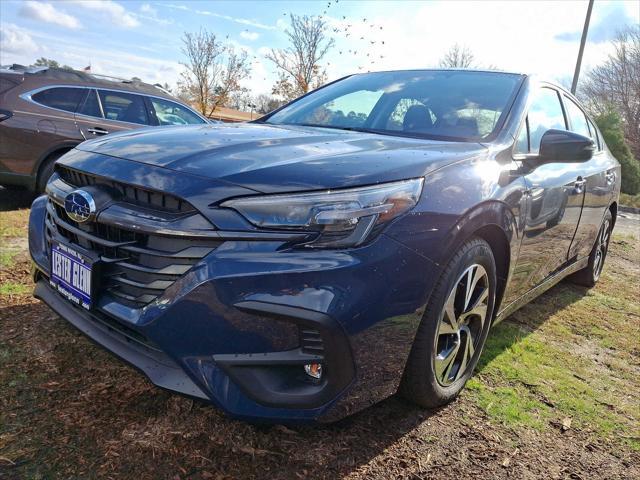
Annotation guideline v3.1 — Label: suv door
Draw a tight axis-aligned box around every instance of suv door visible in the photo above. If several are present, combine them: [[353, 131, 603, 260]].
[[561, 94, 612, 259], [75, 88, 111, 139], [76, 89, 151, 138], [510, 86, 586, 298]]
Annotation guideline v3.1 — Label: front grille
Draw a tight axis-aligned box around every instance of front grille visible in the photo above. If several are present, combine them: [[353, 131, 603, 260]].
[[45, 198, 221, 309], [56, 165, 194, 214]]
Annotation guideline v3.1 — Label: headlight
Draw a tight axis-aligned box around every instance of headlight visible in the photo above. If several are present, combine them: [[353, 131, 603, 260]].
[[220, 178, 424, 248]]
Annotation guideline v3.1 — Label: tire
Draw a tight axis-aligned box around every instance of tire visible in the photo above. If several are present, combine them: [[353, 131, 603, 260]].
[[36, 151, 66, 193], [570, 210, 613, 288], [400, 237, 496, 408]]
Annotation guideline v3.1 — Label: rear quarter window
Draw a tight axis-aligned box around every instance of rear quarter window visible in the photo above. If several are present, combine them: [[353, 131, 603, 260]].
[[31, 87, 86, 113]]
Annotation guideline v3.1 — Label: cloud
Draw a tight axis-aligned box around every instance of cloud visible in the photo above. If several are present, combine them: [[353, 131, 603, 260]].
[[157, 3, 275, 30], [555, 4, 637, 44], [140, 3, 157, 16], [137, 2, 172, 26], [0, 23, 39, 60], [19, 1, 81, 29], [240, 31, 260, 41], [70, 0, 139, 28]]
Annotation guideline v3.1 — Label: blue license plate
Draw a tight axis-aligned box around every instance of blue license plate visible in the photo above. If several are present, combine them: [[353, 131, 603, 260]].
[[50, 241, 94, 310]]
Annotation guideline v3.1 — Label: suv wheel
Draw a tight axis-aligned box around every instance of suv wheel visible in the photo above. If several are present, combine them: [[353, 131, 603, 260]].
[[400, 237, 496, 408], [36, 151, 66, 193], [570, 210, 613, 288]]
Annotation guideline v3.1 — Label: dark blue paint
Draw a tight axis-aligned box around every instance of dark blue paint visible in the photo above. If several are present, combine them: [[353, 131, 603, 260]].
[[28, 72, 621, 422]]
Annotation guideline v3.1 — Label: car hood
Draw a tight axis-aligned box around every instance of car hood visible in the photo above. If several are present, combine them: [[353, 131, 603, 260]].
[[76, 123, 487, 193]]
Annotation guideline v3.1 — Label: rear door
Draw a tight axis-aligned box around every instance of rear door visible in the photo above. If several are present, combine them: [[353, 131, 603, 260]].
[[76, 89, 152, 138], [510, 86, 586, 297], [75, 88, 112, 139]]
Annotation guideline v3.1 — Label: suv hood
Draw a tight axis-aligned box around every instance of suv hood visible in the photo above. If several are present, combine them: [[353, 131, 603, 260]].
[[76, 123, 487, 193]]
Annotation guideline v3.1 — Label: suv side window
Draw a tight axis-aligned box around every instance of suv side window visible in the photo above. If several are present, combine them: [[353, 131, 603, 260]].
[[98, 90, 149, 125], [516, 87, 567, 154], [77, 89, 102, 118], [563, 96, 591, 138], [31, 87, 86, 113], [149, 97, 205, 125]]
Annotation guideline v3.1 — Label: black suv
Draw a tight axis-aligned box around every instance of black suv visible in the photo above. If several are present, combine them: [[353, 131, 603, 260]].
[[0, 65, 208, 192]]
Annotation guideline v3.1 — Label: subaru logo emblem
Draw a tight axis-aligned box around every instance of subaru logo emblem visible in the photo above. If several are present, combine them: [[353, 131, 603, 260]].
[[64, 189, 96, 223]]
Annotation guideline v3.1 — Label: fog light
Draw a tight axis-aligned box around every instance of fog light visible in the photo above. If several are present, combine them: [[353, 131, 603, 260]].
[[304, 363, 322, 379]]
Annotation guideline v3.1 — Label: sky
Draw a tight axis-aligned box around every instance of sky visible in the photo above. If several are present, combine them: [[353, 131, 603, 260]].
[[1, 0, 638, 97]]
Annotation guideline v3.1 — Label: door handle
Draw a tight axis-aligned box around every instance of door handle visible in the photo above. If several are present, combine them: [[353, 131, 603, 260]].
[[574, 177, 586, 193], [605, 172, 616, 185], [87, 127, 108, 135]]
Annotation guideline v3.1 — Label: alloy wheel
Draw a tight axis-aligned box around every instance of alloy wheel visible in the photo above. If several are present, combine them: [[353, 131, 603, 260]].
[[433, 264, 490, 386], [593, 219, 611, 282]]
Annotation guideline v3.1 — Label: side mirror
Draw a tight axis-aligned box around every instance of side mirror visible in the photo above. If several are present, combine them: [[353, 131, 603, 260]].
[[537, 129, 595, 164]]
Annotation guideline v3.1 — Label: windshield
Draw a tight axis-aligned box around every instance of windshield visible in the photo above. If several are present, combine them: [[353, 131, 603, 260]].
[[263, 70, 522, 141]]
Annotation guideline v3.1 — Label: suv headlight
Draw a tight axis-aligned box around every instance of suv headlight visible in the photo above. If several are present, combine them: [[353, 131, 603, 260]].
[[220, 178, 424, 248]]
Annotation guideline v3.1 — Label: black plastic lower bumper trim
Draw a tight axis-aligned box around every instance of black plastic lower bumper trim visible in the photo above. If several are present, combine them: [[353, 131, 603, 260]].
[[34, 280, 209, 400], [213, 300, 355, 409]]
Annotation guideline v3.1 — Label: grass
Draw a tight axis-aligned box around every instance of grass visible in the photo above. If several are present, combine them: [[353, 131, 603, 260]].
[[0, 209, 29, 237], [0, 249, 17, 268], [465, 242, 640, 450], [0, 281, 31, 296], [620, 192, 640, 209]]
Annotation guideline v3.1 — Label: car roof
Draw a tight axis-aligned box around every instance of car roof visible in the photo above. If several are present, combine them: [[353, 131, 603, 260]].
[[0, 64, 173, 98]]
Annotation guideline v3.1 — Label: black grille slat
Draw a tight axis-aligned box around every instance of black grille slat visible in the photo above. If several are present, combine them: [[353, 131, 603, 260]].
[[301, 329, 325, 355], [56, 165, 194, 214]]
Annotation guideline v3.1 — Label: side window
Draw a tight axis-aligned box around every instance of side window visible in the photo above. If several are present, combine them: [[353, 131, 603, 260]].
[[31, 87, 86, 113], [77, 89, 102, 118], [563, 96, 591, 138], [526, 88, 567, 153], [150, 97, 205, 125], [587, 118, 601, 150], [98, 90, 149, 125]]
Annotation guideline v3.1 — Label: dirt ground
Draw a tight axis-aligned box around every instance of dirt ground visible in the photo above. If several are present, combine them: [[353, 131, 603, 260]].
[[1, 191, 638, 479]]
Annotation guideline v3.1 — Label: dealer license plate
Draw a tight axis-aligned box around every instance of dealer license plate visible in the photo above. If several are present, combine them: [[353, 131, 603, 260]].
[[50, 241, 94, 310]]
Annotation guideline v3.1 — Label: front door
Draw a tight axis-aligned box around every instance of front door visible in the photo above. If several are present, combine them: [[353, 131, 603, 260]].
[[507, 86, 585, 301]]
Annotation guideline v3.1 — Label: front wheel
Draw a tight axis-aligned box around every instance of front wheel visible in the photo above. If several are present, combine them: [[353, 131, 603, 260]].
[[400, 237, 496, 408]]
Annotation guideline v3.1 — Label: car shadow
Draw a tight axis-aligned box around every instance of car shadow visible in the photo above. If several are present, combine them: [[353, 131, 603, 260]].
[[476, 280, 590, 371], [0, 187, 35, 211]]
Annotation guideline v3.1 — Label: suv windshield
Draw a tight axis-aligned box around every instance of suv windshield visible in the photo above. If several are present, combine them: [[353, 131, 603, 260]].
[[264, 70, 522, 141]]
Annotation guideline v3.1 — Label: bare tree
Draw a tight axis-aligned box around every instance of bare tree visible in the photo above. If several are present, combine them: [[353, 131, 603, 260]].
[[252, 93, 286, 114], [178, 29, 250, 117], [581, 26, 640, 160], [438, 44, 475, 68], [266, 14, 335, 101]]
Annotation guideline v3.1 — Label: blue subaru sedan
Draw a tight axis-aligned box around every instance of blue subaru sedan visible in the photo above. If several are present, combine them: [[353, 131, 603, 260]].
[[29, 70, 620, 422]]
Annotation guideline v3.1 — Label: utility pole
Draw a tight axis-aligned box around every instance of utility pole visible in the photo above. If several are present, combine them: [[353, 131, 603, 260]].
[[571, 0, 594, 94]]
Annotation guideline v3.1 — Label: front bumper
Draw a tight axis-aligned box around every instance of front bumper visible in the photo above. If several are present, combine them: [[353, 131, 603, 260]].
[[29, 194, 436, 422]]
